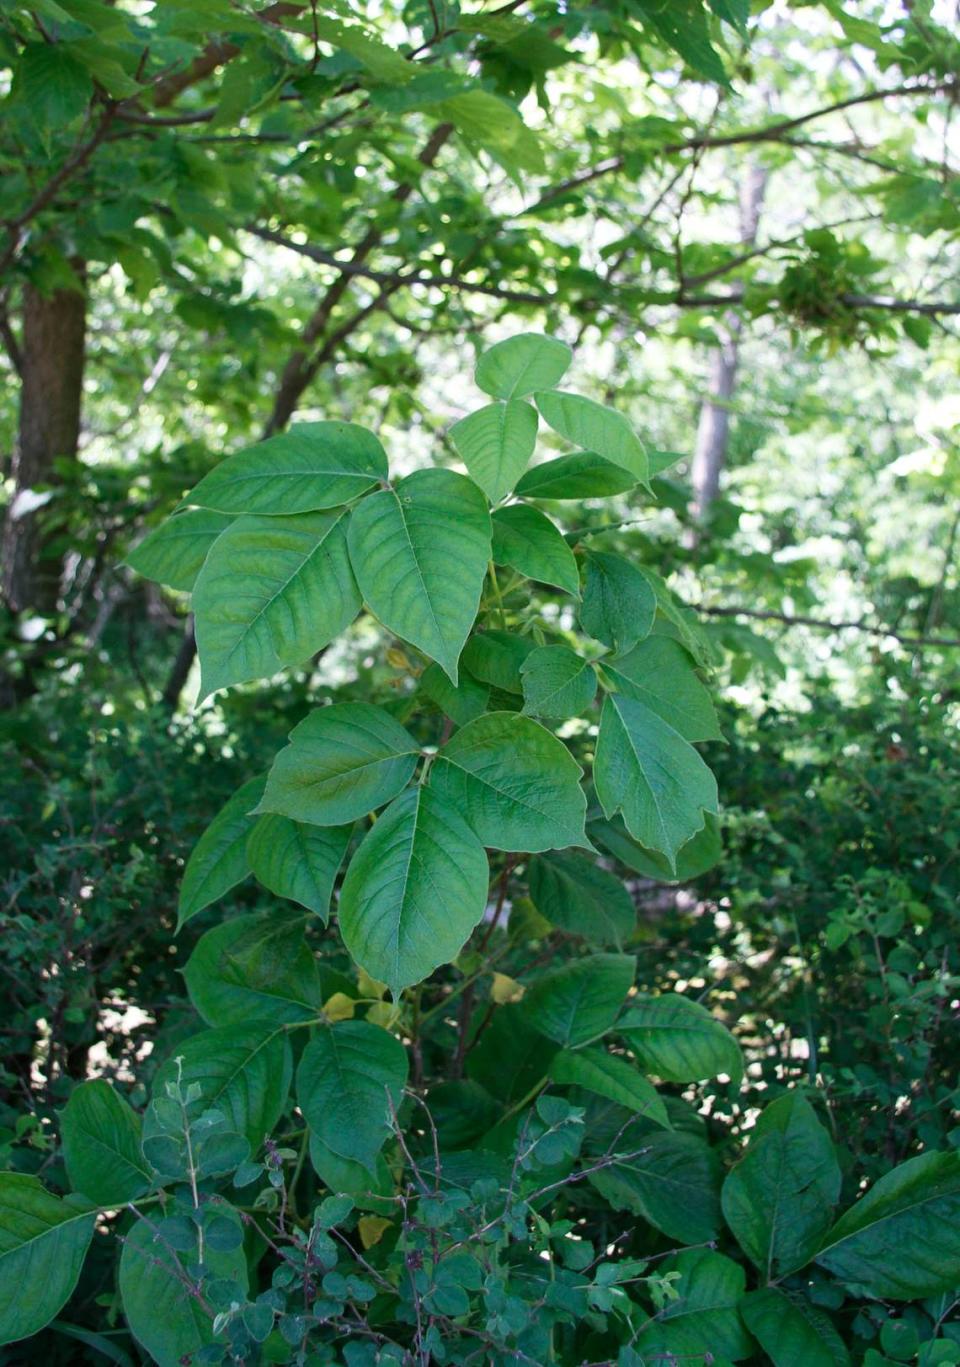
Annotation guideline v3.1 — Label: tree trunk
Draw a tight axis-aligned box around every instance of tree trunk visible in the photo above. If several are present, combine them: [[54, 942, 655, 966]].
[[1, 274, 86, 616], [689, 166, 768, 531]]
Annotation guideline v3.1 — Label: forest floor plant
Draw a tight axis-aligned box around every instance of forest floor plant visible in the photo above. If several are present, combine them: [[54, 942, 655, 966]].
[[2, 335, 959, 1367]]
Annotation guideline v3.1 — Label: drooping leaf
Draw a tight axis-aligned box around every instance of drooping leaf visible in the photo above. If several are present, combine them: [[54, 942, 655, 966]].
[[633, 1249, 751, 1362], [549, 1049, 669, 1126], [590, 1130, 723, 1242], [338, 787, 489, 996], [258, 703, 419, 826], [520, 644, 597, 719], [618, 990, 741, 1086], [149, 1025, 292, 1149], [296, 1021, 408, 1175], [193, 509, 360, 697], [419, 661, 490, 726], [183, 912, 325, 1028], [247, 814, 352, 920], [515, 451, 636, 500], [594, 694, 717, 870], [125, 509, 233, 592], [491, 504, 580, 594], [637, 566, 717, 668], [635, 0, 730, 83], [579, 551, 656, 653], [602, 635, 722, 742], [528, 851, 635, 947], [0, 1175, 96, 1346], [177, 774, 266, 928], [590, 811, 723, 882], [535, 391, 648, 481], [429, 711, 588, 851], [475, 332, 572, 400], [740, 1288, 851, 1367], [723, 1092, 841, 1280], [466, 1005, 559, 1103], [523, 954, 635, 1047], [347, 468, 491, 683], [461, 630, 534, 693], [449, 400, 538, 503], [815, 1151, 960, 1299], [119, 1213, 247, 1367], [60, 1081, 152, 1206], [186, 421, 388, 515]]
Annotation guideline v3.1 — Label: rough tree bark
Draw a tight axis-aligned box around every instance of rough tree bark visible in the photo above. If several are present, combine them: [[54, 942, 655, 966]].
[[689, 165, 768, 530], [1, 275, 86, 616]]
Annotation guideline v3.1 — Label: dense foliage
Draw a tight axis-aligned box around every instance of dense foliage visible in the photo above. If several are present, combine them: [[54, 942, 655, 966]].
[[0, 1, 958, 1365]]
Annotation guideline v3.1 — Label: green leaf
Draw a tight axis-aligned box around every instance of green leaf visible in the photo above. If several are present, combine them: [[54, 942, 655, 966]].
[[491, 504, 580, 594], [741, 1288, 851, 1367], [815, 1151, 960, 1299], [633, 1249, 750, 1362], [258, 703, 419, 826], [449, 400, 538, 503], [193, 509, 360, 696], [467, 1005, 558, 1103], [619, 992, 743, 1084], [429, 711, 588, 851], [602, 636, 721, 742], [0, 1175, 95, 1346], [60, 1081, 152, 1206], [436, 90, 545, 173], [14, 43, 93, 145], [177, 774, 266, 928], [520, 644, 597, 719], [528, 852, 635, 947], [590, 811, 723, 882], [534, 391, 648, 481], [149, 1025, 292, 1148], [183, 912, 325, 1028], [722, 1092, 841, 1280], [475, 333, 572, 400], [119, 1213, 247, 1367], [579, 551, 656, 653], [588, 1132, 723, 1243], [524, 954, 634, 1047], [125, 509, 233, 592], [515, 451, 636, 500], [186, 421, 388, 515], [420, 661, 489, 725], [594, 694, 717, 871], [308, 1134, 395, 1202], [338, 787, 488, 996], [247, 814, 352, 920], [296, 1021, 408, 1175], [347, 468, 491, 683], [549, 1049, 669, 1126], [635, 0, 730, 83], [637, 566, 717, 668], [461, 630, 534, 693]]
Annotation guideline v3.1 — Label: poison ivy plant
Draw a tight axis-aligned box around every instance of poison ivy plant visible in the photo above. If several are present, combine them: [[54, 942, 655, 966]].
[[8, 334, 960, 1364]]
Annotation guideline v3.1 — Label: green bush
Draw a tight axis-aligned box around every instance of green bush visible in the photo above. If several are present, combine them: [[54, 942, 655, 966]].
[[1, 337, 958, 1367]]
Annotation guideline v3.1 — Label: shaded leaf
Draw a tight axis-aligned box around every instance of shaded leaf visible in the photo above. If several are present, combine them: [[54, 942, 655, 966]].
[[339, 787, 488, 996], [247, 814, 352, 920], [429, 711, 588, 851], [187, 421, 387, 514], [193, 509, 360, 697], [258, 703, 418, 826], [347, 468, 491, 684], [449, 400, 538, 503]]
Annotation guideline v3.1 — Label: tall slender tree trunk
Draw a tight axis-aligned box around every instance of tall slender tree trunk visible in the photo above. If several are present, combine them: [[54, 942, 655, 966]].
[[1, 275, 86, 615], [689, 166, 768, 531]]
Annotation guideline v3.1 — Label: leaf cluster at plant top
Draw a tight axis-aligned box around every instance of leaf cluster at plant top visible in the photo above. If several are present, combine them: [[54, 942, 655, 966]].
[[1, 335, 959, 1367]]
